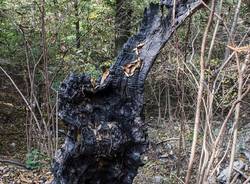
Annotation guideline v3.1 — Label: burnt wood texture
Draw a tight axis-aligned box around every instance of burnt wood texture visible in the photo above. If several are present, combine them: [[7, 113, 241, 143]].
[[52, 1, 207, 183]]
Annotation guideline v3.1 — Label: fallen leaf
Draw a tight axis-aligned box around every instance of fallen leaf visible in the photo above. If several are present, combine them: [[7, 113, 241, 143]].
[[45, 177, 53, 184], [2, 173, 9, 177], [19, 173, 32, 183]]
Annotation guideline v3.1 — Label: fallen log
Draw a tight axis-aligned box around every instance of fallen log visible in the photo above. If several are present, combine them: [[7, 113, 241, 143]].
[[0, 158, 28, 169], [52, 1, 207, 183]]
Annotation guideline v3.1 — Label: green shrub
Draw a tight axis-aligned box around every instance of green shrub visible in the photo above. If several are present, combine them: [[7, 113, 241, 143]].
[[25, 149, 45, 169]]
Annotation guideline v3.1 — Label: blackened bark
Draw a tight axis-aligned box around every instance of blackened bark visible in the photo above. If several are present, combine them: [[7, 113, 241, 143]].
[[52, 1, 206, 183]]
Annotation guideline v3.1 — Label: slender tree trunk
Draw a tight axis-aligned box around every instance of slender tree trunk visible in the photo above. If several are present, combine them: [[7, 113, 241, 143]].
[[223, 0, 241, 61], [40, 0, 52, 156], [74, 0, 80, 49], [115, 0, 132, 55], [41, 0, 50, 114], [207, 0, 223, 62], [185, 0, 215, 183], [227, 53, 248, 183]]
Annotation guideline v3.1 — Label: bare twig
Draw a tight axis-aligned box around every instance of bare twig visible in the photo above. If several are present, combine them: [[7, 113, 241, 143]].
[[156, 138, 180, 145], [207, 0, 223, 62], [224, 0, 242, 61], [185, 1, 216, 183], [0, 66, 42, 132], [202, 85, 250, 181], [227, 52, 249, 183], [243, 176, 250, 184]]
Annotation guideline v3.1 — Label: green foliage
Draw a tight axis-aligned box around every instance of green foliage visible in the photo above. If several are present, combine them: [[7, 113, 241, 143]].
[[0, 0, 154, 84], [25, 149, 48, 169]]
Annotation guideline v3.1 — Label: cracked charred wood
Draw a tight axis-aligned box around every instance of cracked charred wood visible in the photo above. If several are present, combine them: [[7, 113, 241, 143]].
[[51, 1, 207, 183]]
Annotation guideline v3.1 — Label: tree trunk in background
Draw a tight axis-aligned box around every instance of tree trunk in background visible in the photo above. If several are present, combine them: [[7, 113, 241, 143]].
[[40, 0, 53, 156], [115, 0, 132, 55], [74, 0, 80, 49]]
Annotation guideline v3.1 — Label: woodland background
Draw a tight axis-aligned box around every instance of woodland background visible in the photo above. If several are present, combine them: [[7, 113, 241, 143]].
[[0, 0, 250, 183]]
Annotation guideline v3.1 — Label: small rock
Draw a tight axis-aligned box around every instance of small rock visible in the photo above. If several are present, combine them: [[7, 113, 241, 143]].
[[243, 150, 250, 162], [217, 160, 245, 183], [159, 153, 169, 159], [154, 175, 163, 183], [9, 142, 16, 151]]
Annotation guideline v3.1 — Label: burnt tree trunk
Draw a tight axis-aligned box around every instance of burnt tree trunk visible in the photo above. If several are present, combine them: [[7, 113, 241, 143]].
[[52, 1, 207, 183]]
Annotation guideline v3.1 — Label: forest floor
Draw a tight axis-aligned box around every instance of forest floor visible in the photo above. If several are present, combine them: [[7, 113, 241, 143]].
[[1, 118, 190, 184], [135, 119, 250, 184], [1, 102, 250, 184]]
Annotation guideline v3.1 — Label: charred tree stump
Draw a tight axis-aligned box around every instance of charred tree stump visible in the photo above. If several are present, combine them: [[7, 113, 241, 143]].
[[52, 1, 206, 183]]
